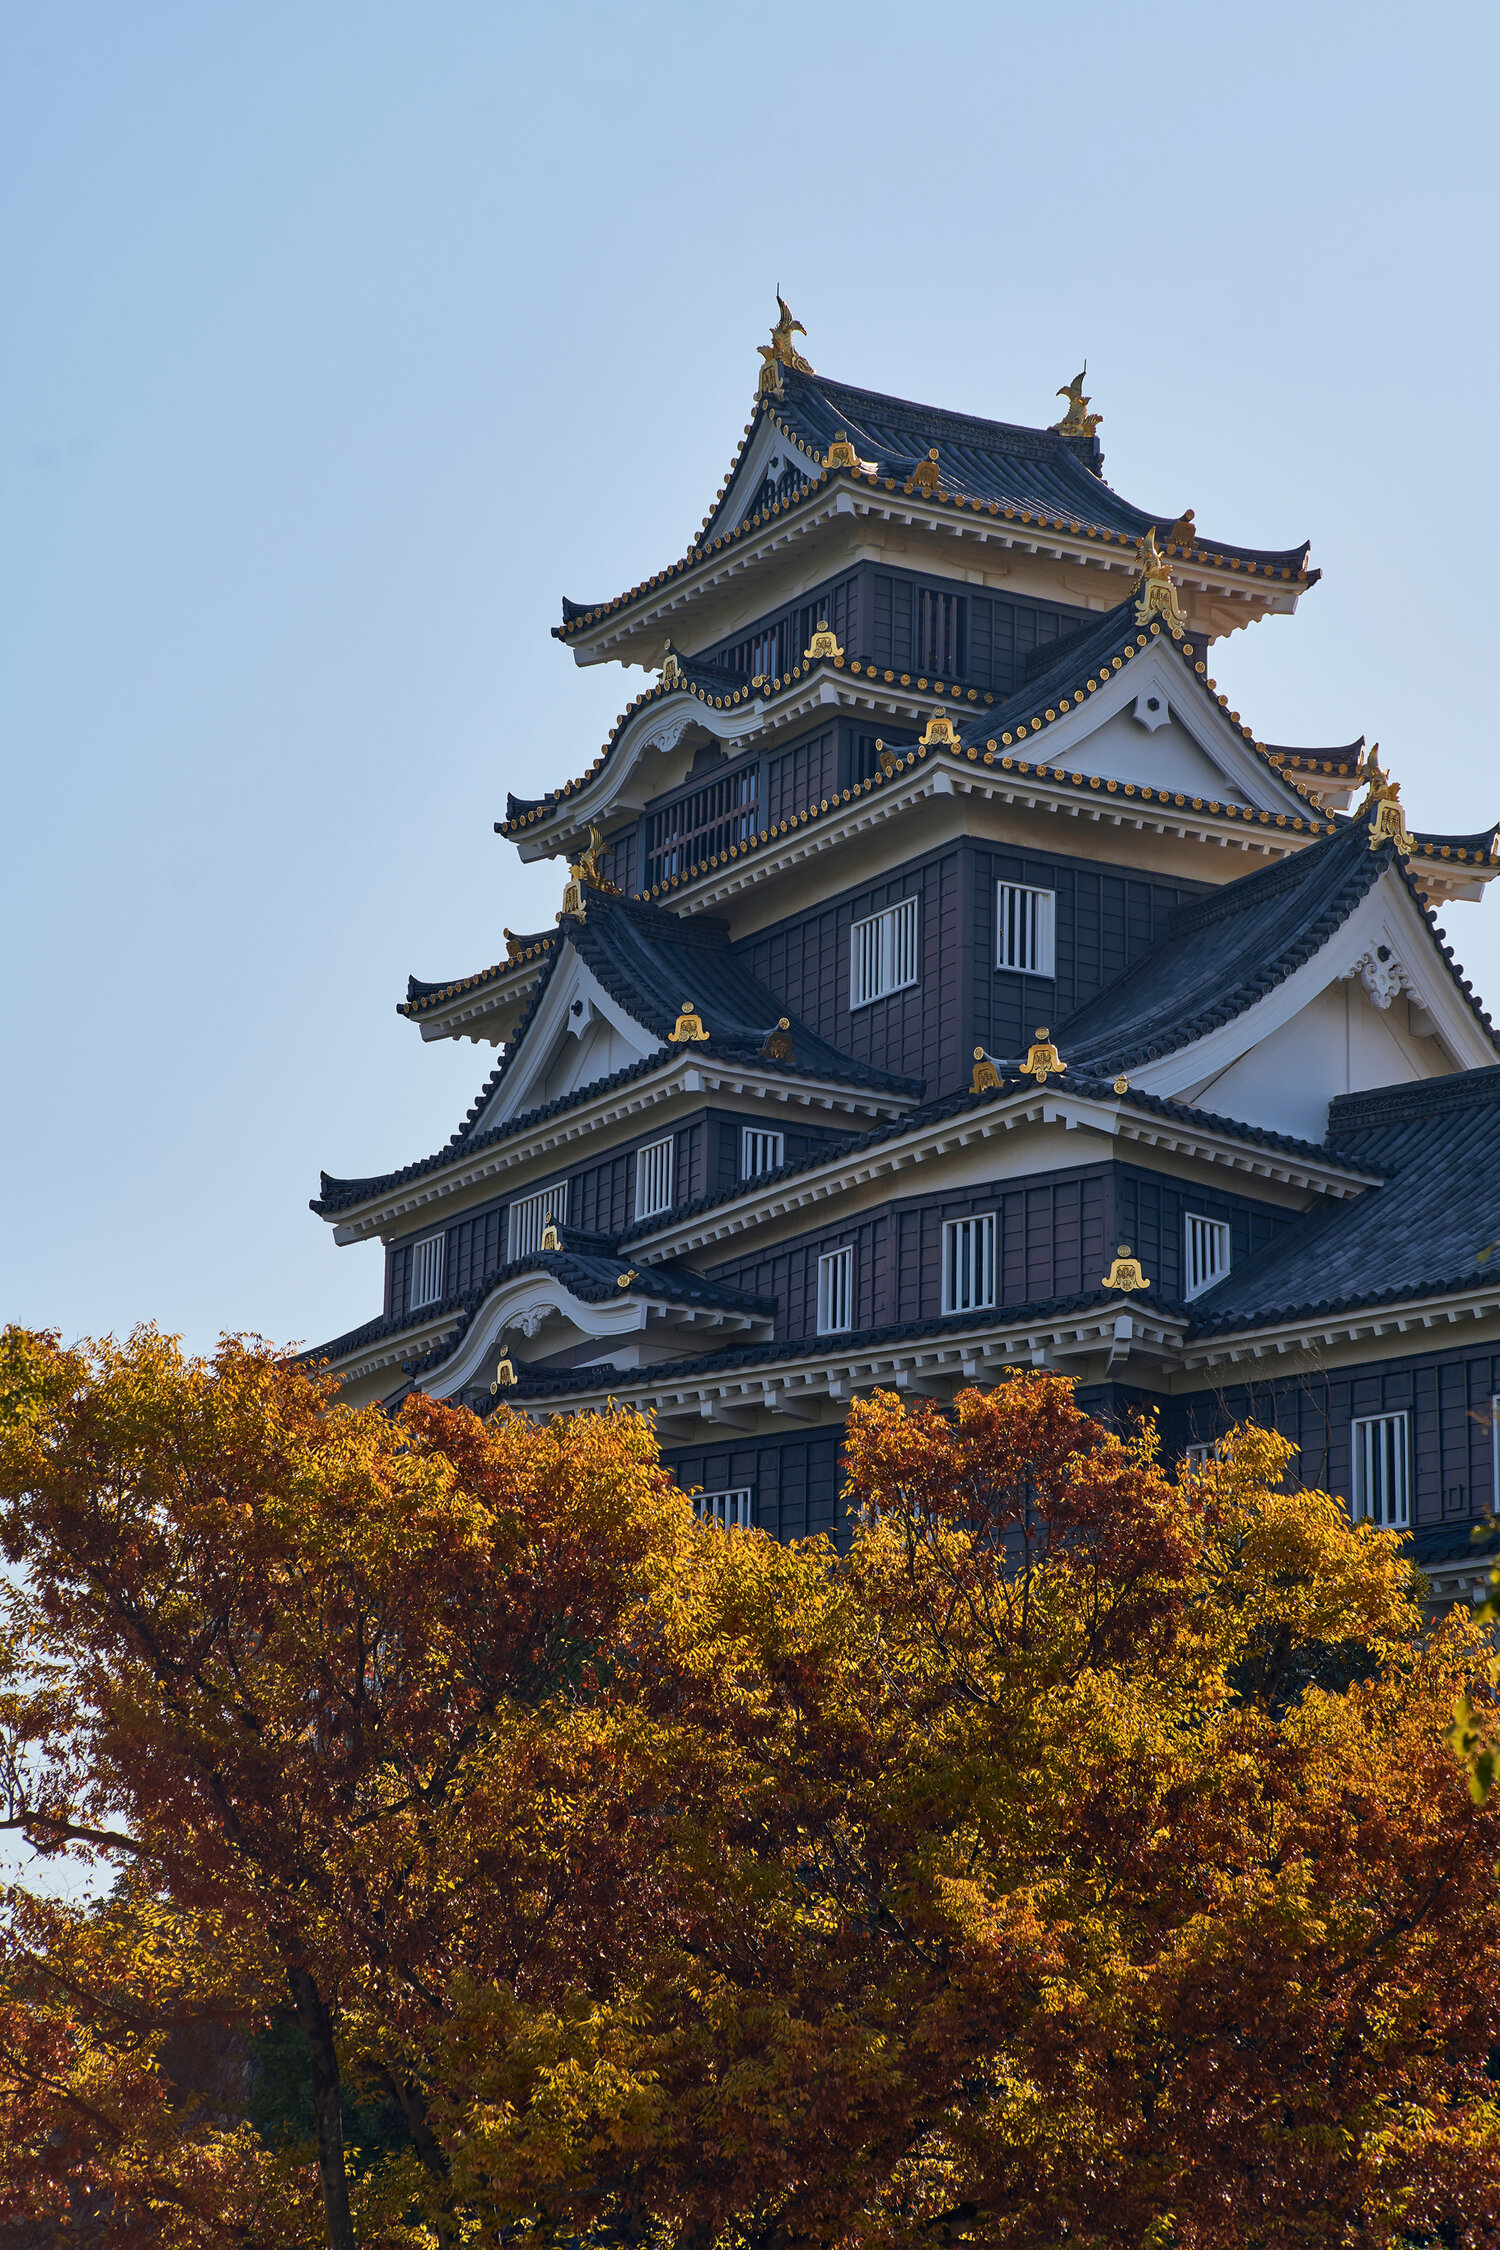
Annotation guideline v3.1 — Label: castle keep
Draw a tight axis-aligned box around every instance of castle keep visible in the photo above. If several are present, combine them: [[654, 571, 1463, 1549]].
[[310, 305, 1500, 1601]]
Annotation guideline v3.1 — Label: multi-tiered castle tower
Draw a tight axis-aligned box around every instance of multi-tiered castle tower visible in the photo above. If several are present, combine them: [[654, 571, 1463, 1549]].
[[311, 304, 1500, 1601]]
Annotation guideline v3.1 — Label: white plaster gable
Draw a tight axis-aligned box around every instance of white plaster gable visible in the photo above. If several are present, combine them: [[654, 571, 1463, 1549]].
[[704, 414, 825, 544], [1130, 866, 1492, 1143], [1026, 638, 1309, 817], [423, 1274, 649, 1400], [477, 949, 659, 1131]]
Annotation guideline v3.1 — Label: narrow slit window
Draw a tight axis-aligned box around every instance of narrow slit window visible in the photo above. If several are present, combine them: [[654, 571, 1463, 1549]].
[[742, 1127, 785, 1178], [996, 883, 1056, 976], [697, 1488, 753, 1531], [1184, 1214, 1232, 1299], [850, 895, 919, 1009], [509, 1182, 568, 1261], [942, 1214, 996, 1314], [635, 1136, 676, 1220], [817, 1246, 853, 1335], [409, 1234, 445, 1310], [1351, 1411, 1410, 1529]]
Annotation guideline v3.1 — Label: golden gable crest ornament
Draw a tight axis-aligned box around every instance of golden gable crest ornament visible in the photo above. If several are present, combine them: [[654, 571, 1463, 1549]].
[[1134, 527, 1188, 635], [1021, 1029, 1065, 1083], [1101, 1244, 1149, 1292]]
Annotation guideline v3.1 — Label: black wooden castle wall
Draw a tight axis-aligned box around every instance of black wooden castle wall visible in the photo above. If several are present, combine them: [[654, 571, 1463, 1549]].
[[692, 561, 1091, 702], [699, 1163, 1301, 1345], [663, 1335, 1500, 1559]]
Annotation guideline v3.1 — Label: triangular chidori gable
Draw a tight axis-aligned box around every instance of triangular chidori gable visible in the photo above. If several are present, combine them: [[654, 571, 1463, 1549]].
[[505, 597, 1328, 877], [1055, 821, 1499, 1143]]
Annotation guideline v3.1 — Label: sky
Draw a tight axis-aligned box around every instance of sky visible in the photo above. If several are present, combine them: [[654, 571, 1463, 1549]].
[[4, 0, 1499, 1360]]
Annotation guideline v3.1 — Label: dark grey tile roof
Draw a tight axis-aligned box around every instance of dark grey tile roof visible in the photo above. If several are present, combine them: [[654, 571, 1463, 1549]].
[[1189, 1065, 1500, 1333], [750, 369, 1313, 573], [313, 890, 922, 1219], [1055, 817, 1498, 1079], [553, 369, 1315, 661]]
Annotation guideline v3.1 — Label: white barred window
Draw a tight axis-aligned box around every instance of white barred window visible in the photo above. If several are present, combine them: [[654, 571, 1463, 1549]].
[[1351, 1412, 1410, 1530], [509, 1182, 568, 1261], [409, 1234, 445, 1310], [1184, 1214, 1232, 1299], [635, 1136, 675, 1219], [817, 1246, 853, 1335], [942, 1214, 996, 1314], [697, 1488, 753, 1531], [850, 896, 918, 1009], [742, 1126, 785, 1178], [1182, 1441, 1218, 1471], [996, 883, 1056, 976]]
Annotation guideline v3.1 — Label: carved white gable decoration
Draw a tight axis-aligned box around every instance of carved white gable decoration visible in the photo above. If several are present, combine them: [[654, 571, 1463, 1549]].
[[1348, 942, 1427, 1013]]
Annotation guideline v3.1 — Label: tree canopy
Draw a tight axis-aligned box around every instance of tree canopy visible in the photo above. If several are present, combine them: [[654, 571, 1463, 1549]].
[[1, 1323, 1498, 2248]]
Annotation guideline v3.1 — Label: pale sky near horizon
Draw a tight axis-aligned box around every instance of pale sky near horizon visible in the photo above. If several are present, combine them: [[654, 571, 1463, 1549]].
[[5, 1, 1499, 1361]]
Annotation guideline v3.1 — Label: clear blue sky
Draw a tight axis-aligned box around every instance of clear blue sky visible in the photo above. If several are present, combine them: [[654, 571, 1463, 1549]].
[[5, 1, 1498, 1358]]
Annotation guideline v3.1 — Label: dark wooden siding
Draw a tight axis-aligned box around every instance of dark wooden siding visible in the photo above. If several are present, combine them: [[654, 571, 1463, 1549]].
[[603, 824, 638, 896], [704, 1110, 849, 1197], [664, 1430, 845, 1546], [767, 729, 837, 825], [969, 843, 1203, 1061], [1163, 1343, 1500, 1535], [1114, 1167, 1298, 1303], [870, 569, 1087, 697], [742, 847, 961, 1092], [696, 572, 863, 682], [387, 1196, 510, 1317], [703, 1164, 1303, 1341]]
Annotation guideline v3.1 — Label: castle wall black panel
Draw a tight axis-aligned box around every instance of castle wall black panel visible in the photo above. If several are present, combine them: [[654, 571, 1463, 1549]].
[[664, 1429, 845, 1547], [451, 1202, 507, 1297], [703, 1211, 890, 1340], [1164, 1341, 1500, 1534], [604, 825, 638, 896], [968, 842, 1204, 1058], [572, 1152, 630, 1235], [702, 1163, 1298, 1340], [767, 729, 836, 825], [1113, 1166, 1298, 1303], [741, 845, 962, 1093]]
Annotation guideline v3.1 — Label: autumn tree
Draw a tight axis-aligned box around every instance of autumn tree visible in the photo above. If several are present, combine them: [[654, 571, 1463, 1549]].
[[4, 1325, 1500, 2248]]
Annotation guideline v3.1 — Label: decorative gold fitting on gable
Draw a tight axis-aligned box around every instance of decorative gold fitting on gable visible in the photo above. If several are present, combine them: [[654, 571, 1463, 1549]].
[[560, 868, 586, 921], [539, 1215, 561, 1251], [803, 619, 845, 661], [918, 710, 959, 751], [490, 1350, 517, 1393], [1053, 366, 1102, 440], [1021, 1027, 1065, 1083], [1101, 1243, 1149, 1292], [760, 1015, 794, 1062], [617, 1268, 638, 1289], [660, 650, 683, 688], [1164, 508, 1196, 550], [1134, 526, 1188, 635], [577, 823, 620, 895], [910, 447, 941, 498], [1358, 748, 1414, 854], [1113, 1074, 1130, 1095], [669, 1002, 710, 1044], [876, 737, 896, 777], [971, 1046, 1001, 1092], [825, 429, 859, 469], [756, 289, 813, 398]]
